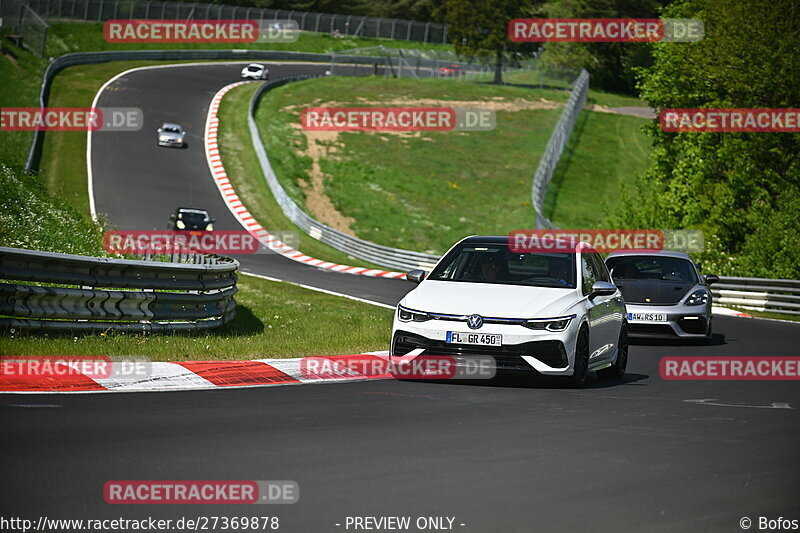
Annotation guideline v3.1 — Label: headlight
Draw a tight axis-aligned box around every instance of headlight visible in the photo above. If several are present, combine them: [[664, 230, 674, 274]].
[[686, 289, 709, 306], [176, 220, 186, 229], [159, 136, 169, 142], [206, 224, 214, 231], [176, 138, 183, 143], [522, 315, 575, 332], [398, 305, 431, 322]]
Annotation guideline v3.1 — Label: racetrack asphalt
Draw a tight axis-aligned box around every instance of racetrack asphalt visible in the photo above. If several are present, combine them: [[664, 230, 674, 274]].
[[2, 62, 798, 532]]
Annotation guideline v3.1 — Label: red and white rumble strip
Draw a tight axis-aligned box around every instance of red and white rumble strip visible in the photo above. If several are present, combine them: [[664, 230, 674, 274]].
[[0, 352, 391, 393], [204, 82, 406, 279]]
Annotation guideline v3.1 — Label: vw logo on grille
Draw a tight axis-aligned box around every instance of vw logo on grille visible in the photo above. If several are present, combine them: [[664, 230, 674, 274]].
[[466, 314, 483, 330]]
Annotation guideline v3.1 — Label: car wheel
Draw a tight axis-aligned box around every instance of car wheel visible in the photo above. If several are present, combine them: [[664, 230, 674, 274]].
[[703, 318, 713, 344], [598, 325, 628, 380], [569, 327, 590, 387]]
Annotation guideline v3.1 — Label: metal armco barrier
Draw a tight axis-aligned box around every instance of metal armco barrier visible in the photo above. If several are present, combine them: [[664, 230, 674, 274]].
[[532, 68, 590, 230], [712, 276, 800, 316], [0, 247, 239, 331], [248, 76, 440, 273]]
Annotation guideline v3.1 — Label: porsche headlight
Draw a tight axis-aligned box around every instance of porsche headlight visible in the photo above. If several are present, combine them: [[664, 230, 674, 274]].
[[176, 138, 183, 144], [522, 315, 576, 332], [398, 305, 431, 322], [205, 223, 214, 231], [686, 289, 709, 306], [159, 135, 169, 142], [176, 220, 186, 229]]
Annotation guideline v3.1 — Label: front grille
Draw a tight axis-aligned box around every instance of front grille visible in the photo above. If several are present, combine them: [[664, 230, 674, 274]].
[[678, 317, 707, 334], [392, 331, 568, 369], [628, 323, 676, 336]]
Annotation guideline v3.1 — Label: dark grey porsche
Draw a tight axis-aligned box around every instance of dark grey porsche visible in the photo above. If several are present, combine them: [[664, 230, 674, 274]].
[[605, 251, 719, 341]]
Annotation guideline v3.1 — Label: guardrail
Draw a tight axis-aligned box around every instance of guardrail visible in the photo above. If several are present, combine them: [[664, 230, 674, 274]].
[[531, 68, 590, 230], [0, 246, 239, 331], [712, 276, 800, 316], [247, 75, 440, 273]]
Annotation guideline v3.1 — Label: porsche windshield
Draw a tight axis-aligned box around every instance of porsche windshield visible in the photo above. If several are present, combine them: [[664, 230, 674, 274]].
[[428, 244, 577, 288]]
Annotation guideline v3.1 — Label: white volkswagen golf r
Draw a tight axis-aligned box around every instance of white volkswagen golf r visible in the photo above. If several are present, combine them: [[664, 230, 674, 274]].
[[391, 236, 628, 386]]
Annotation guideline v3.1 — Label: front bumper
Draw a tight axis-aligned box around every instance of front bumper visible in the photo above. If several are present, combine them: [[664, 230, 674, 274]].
[[390, 317, 578, 376], [158, 139, 184, 147], [625, 303, 710, 338]]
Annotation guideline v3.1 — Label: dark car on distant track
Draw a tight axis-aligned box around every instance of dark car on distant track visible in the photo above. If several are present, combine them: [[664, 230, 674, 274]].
[[169, 207, 215, 231]]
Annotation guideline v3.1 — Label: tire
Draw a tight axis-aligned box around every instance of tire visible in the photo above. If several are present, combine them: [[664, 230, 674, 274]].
[[598, 325, 628, 380], [569, 327, 590, 387]]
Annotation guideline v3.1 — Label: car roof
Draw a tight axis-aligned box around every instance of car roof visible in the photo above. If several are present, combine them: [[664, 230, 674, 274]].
[[176, 207, 210, 215], [247, 63, 264, 68], [606, 250, 692, 260], [458, 235, 594, 252], [161, 122, 182, 129]]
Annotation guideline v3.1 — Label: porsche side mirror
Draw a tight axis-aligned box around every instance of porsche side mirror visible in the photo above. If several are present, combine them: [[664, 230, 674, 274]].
[[705, 274, 720, 285]]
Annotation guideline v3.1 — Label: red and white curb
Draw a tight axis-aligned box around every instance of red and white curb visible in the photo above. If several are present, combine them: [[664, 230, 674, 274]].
[[204, 82, 406, 279], [0, 352, 392, 394], [712, 306, 752, 318]]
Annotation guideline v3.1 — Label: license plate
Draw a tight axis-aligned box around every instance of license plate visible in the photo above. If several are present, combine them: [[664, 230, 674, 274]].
[[446, 331, 502, 346], [628, 312, 667, 322]]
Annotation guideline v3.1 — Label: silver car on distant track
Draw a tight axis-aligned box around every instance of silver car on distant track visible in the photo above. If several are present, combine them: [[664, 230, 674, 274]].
[[157, 122, 186, 148], [606, 251, 719, 342]]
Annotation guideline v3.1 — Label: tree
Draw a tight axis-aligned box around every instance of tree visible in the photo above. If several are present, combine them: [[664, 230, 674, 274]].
[[443, 0, 540, 84], [607, 0, 800, 277]]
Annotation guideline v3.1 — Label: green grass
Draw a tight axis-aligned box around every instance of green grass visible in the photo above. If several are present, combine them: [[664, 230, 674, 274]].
[[0, 164, 106, 255], [45, 23, 452, 56], [217, 83, 386, 269], [257, 76, 574, 253], [542, 110, 653, 228], [0, 273, 393, 360], [0, 40, 47, 168]]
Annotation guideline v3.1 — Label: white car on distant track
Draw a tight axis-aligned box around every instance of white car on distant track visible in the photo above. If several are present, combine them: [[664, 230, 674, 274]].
[[241, 63, 269, 80], [391, 236, 628, 386]]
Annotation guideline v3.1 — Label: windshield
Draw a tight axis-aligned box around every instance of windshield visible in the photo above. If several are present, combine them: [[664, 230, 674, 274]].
[[607, 256, 697, 283], [162, 126, 181, 133], [178, 211, 209, 224], [428, 243, 576, 288], [247, 66, 261, 71]]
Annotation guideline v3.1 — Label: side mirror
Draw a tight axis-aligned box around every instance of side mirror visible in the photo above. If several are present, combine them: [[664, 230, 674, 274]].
[[589, 280, 617, 300], [157, 128, 162, 133], [211, 218, 216, 223], [406, 270, 426, 284], [169, 213, 176, 220], [705, 274, 720, 285]]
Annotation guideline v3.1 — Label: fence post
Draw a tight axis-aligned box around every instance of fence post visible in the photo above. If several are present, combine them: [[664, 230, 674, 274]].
[[423, 22, 430, 43], [97, 0, 103, 20], [314, 12, 320, 33], [390, 18, 396, 40]]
